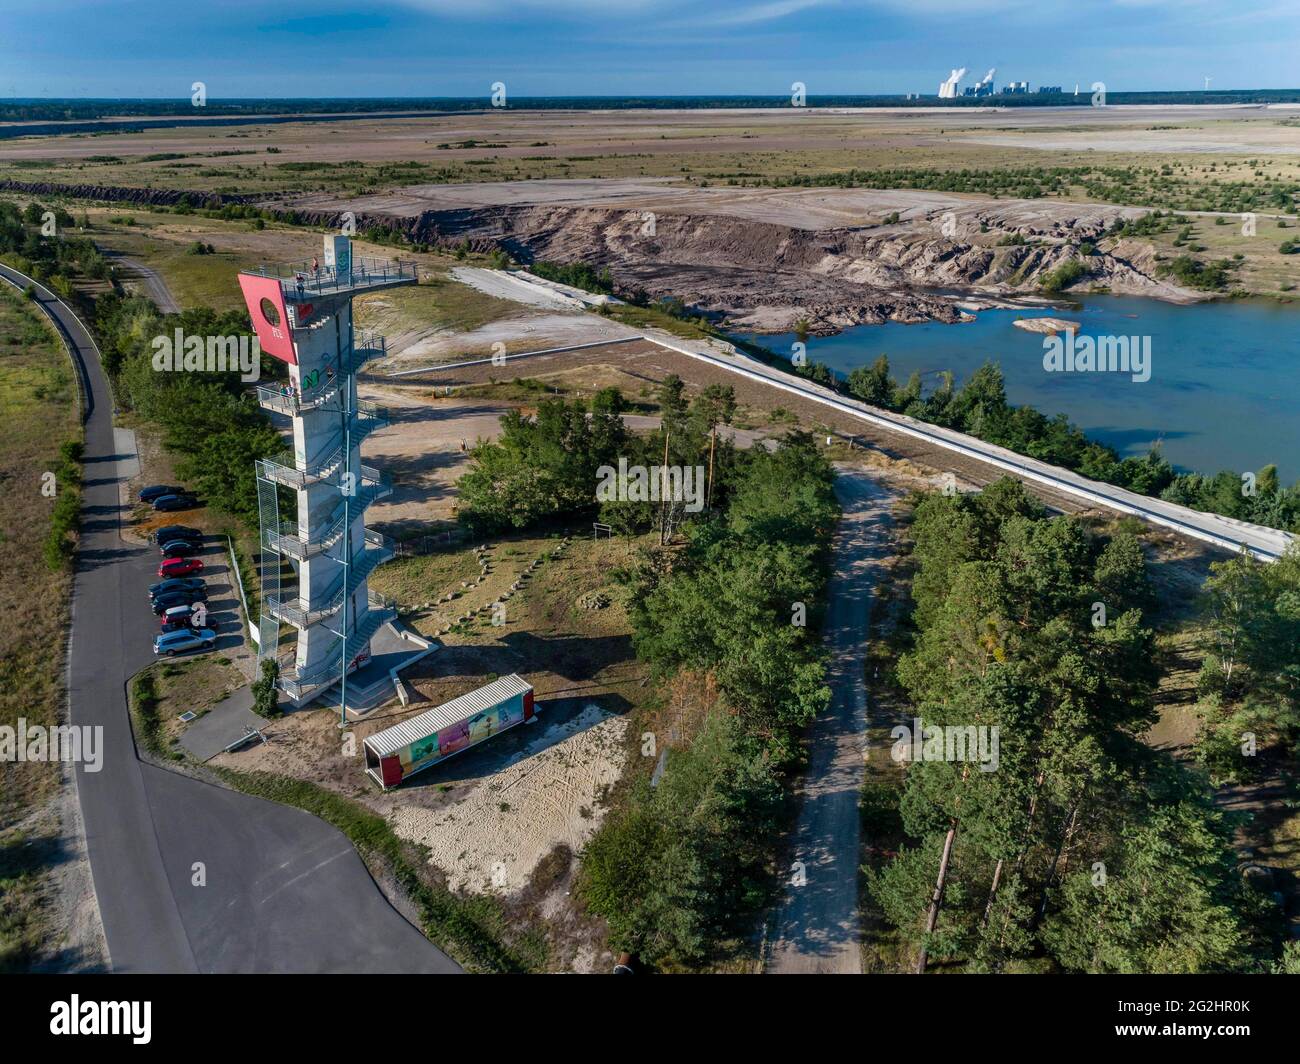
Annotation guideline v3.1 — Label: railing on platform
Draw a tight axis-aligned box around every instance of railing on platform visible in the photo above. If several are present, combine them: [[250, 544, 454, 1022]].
[[264, 538, 395, 629], [243, 259, 417, 299]]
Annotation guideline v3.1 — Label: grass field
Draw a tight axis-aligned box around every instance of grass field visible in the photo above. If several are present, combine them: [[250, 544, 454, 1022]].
[[0, 280, 82, 971], [354, 271, 526, 340], [129, 655, 248, 761], [1143, 213, 1300, 296], [374, 530, 649, 712], [0, 283, 79, 820]]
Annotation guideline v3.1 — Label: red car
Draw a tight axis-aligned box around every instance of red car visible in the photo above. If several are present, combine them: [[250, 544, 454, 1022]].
[[158, 557, 204, 578]]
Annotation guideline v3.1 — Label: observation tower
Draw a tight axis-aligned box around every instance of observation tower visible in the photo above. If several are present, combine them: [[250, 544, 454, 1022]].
[[239, 236, 417, 713]]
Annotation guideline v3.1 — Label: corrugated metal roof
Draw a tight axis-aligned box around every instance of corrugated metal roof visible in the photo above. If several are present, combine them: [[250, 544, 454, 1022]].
[[363, 674, 532, 758]]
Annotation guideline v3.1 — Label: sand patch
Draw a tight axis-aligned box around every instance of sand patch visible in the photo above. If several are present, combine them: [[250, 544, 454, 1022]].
[[388, 702, 627, 895]]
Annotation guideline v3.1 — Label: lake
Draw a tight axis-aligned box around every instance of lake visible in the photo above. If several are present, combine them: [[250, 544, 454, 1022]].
[[734, 295, 1300, 483]]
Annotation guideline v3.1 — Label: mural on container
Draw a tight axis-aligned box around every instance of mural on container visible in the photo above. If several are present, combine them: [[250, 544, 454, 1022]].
[[404, 697, 527, 774]]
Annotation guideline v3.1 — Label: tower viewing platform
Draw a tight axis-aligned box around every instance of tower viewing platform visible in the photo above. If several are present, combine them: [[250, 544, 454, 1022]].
[[239, 236, 418, 713], [242, 257, 418, 302]]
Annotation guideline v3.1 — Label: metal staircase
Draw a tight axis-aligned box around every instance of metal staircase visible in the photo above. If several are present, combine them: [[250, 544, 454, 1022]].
[[276, 596, 398, 701], [264, 532, 396, 629]]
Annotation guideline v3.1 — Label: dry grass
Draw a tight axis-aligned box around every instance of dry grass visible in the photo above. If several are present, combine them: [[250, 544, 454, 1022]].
[[0, 284, 79, 820], [0, 281, 81, 971], [6, 110, 1299, 197], [375, 530, 650, 711]]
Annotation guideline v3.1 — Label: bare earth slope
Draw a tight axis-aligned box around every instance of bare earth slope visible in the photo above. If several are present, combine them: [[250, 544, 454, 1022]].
[[261, 180, 1193, 333], [0, 174, 1204, 333]]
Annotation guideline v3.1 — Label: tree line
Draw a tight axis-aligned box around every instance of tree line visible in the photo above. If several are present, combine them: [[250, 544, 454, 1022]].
[[840, 355, 1299, 533], [870, 478, 1284, 972], [1194, 547, 1300, 784], [95, 293, 281, 527], [0, 201, 112, 302], [580, 431, 840, 966], [456, 375, 742, 540]]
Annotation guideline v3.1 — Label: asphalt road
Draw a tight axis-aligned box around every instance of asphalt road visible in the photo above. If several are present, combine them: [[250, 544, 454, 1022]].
[[1, 263, 459, 973], [766, 469, 893, 973], [106, 253, 181, 314]]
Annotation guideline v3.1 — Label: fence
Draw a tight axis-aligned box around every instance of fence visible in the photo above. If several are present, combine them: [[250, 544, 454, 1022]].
[[390, 529, 464, 558], [226, 534, 259, 647]]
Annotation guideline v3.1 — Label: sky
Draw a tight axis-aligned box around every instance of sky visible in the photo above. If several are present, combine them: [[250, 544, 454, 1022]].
[[2, 0, 1298, 99]]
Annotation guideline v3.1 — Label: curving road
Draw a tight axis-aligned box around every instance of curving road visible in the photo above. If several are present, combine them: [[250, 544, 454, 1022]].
[[1, 263, 459, 973], [105, 253, 181, 314]]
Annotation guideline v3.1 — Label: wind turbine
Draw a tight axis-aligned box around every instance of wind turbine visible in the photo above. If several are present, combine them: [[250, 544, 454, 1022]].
[[1204, 76, 1213, 90]]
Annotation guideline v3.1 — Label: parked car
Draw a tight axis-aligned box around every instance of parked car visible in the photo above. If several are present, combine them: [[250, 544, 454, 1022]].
[[153, 628, 217, 656], [138, 485, 185, 504], [150, 525, 203, 545], [159, 604, 194, 629], [151, 583, 208, 607], [148, 576, 205, 598], [160, 604, 210, 632], [150, 578, 208, 598], [153, 494, 199, 512], [158, 557, 203, 579], [152, 591, 206, 615], [159, 539, 201, 559]]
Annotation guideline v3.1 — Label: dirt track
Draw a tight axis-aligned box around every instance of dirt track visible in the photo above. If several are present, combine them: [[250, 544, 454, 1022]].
[[766, 468, 894, 974]]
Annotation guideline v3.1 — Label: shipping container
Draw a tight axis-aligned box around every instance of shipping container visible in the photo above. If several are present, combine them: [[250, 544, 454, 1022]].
[[363, 674, 535, 790]]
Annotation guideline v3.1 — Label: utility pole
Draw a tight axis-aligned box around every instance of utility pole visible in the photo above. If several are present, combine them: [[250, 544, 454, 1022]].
[[660, 427, 670, 545], [707, 424, 717, 509]]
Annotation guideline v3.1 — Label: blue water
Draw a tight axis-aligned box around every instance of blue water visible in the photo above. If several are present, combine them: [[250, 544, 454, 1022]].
[[735, 296, 1300, 482]]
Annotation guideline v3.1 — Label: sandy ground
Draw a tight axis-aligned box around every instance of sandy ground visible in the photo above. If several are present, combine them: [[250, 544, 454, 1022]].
[[358, 391, 509, 528], [966, 130, 1300, 155], [10, 104, 1299, 166], [376, 312, 635, 369], [272, 177, 1142, 233], [388, 702, 627, 895], [277, 178, 976, 230], [17, 781, 109, 972]]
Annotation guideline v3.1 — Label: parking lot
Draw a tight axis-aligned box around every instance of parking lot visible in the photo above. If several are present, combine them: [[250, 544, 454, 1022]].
[[147, 535, 247, 657], [133, 477, 249, 661]]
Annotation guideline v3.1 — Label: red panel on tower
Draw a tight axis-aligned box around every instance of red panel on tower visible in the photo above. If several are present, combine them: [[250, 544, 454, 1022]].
[[238, 274, 296, 365]]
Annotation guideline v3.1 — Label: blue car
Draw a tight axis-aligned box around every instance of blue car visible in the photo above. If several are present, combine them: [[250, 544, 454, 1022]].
[[153, 628, 217, 656], [139, 484, 185, 503], [153, 494, 199, 512], [159, 539, 201, 559]]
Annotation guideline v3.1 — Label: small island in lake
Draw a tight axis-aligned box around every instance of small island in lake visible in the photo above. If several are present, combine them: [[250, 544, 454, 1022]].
[[1014, 317, 1082, 336]]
